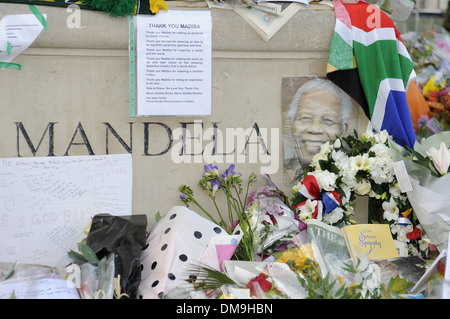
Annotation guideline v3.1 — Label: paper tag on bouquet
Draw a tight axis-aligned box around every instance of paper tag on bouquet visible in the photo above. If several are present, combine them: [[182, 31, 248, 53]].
[[393, 160, 413, 192], [200, 234, 241, 271], [443, 233, 450, 299]]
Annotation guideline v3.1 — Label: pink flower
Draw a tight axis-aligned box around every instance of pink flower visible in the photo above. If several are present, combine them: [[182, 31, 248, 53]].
[[427, 141, 450, 175]]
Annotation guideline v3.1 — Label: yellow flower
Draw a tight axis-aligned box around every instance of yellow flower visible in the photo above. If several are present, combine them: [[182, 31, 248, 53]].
[[401, 208, 412, 218], [423, 76, 446, 98], [150, 0, 168, 13], [276, 244, 316, 272], [347, 282, 360, 296]]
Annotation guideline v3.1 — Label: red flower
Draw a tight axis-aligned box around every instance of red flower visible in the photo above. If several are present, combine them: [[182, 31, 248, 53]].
[[265, 212, 278, 226], [246, 274, 273, 297], [407, 226, 421, 240]]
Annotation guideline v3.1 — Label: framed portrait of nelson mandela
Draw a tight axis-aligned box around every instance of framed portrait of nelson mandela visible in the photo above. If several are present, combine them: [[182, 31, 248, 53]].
[[281, 76, 367, 187]]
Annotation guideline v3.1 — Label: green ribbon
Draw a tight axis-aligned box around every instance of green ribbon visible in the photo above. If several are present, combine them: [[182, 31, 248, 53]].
[[0, 62, 22, 70], [28, 4, 48, 31], [129, 15, 136, 118], [0, 5, 46, 71], [7, 42, 12, 55]]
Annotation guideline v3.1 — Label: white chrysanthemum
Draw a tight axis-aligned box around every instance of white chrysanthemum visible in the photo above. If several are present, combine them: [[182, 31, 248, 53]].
[[332, 149, 348, 164], [323, 207, 344, 225], [391, 224, 413, 242], [370, 156, 395, 184], [370, 143, 391, 158], [309, 170, 337, 192], [340, 167, 358, 189]]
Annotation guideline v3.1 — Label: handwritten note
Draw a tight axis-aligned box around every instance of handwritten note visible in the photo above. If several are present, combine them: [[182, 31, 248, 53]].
[[0, 154, 132, 267], [0, 277, 80, 299]]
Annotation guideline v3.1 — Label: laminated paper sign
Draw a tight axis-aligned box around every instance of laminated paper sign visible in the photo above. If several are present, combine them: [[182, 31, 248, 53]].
[[0, 154, 132, 267], [0, 13, 46, 65], [135, 10, 212, 116]]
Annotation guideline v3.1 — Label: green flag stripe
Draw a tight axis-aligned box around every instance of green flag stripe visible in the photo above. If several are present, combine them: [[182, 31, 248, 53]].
[[328, 31, 354, 70], [352, 40, 414, 117]]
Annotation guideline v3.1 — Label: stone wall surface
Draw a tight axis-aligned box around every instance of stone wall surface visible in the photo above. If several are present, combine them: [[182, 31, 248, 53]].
[[0, 2, 368, 229]]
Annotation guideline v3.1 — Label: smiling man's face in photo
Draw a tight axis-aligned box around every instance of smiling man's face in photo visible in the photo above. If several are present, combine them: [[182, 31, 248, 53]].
[[292, 89, 346, 166]]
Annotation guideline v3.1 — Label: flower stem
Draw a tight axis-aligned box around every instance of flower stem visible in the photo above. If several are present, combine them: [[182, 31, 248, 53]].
[[210, 195, 228, 231], [190, 197, 221, 226]]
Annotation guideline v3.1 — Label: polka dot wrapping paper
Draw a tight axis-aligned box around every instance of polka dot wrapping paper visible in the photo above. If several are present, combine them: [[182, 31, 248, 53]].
[[138, 206, 241, 299]]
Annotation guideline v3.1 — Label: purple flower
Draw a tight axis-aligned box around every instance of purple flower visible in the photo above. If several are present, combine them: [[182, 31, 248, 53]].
[[203, 164, 219, 177], [418, 115, 429, 126], [222, 164, 240, 179], [210, 179, 221, 193], [179, 193, 187, 199]]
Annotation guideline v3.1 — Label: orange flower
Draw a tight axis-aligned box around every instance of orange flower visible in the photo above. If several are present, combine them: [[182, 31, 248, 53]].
[[401, 208, 412, 218]]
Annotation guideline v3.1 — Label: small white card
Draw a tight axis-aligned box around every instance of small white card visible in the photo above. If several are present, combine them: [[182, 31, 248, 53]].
[[392, 160, 413, 192], [0, 277, 80, 299], [0, 14, 46, 63]]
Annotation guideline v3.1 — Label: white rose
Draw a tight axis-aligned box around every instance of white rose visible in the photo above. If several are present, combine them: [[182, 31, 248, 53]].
[[354, 180, 371, 195]]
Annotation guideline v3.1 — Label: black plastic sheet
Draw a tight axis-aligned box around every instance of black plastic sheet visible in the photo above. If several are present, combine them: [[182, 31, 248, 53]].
[[86, 214, 148, 299]]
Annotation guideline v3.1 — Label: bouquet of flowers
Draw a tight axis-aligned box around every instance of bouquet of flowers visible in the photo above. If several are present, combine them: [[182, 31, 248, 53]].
[[393, 131, 450, 252], [176, 160, 427, 299], [179, 165, 302, 261], [403, 27, 450, 131], [291, 130, 429, 257]]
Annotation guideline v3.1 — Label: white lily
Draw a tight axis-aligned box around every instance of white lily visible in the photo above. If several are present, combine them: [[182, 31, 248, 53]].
[[427, 141, 450, 176]]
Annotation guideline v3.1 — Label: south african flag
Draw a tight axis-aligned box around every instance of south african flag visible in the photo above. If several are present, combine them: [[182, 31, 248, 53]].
[[327, 0, 416, 148]]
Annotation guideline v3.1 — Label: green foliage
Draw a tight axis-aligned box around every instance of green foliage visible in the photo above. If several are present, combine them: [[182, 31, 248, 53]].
[[83, 0, 137, 17], [0, 262, 16, 282], [388, 275, 414, 295], [68, 243, 100, 265], [189, 265, 237, 292], [179, 164, 258, 261]]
